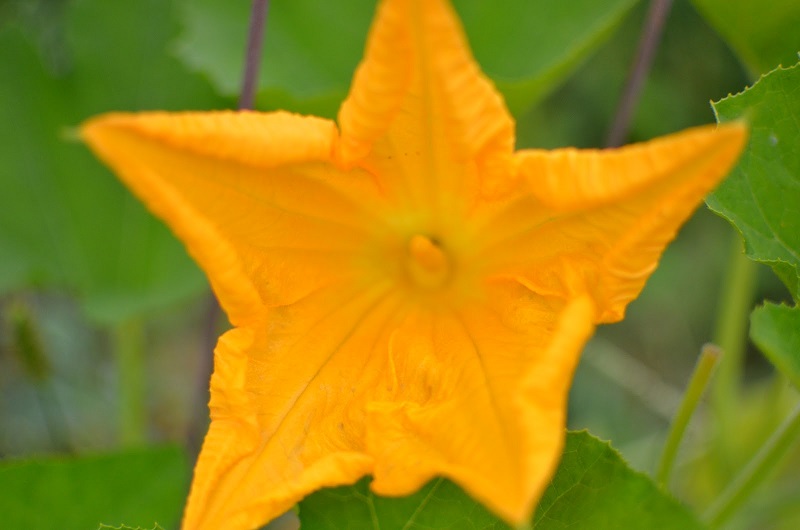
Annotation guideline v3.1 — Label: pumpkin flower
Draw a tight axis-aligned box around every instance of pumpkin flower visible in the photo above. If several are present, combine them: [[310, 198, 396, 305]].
[[81, 0, 745, 528]]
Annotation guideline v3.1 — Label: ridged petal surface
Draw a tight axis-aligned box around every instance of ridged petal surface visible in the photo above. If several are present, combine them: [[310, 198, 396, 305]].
[[504, 124, 747, 322], [82, 111, 387, 327]]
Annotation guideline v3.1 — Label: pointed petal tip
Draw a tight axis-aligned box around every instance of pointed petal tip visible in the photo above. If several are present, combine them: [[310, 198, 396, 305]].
[[80, 110, 171, 135], [686, 121, 748, 173], [82, 110, 340, 169], [337, 0, 514, 167], [516, 121, 748, 213], [79, 111, 126, 140], [685, 120, 749, 187]]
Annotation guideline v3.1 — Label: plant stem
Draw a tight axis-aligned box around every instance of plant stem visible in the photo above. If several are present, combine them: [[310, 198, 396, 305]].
[[239, 0, 270, 110], [114, 318, 146, 446], [656, 344, 721, 487], [711, 238, 757, 444], [703, 401, 800, 528], [606, 0, 674, 147]]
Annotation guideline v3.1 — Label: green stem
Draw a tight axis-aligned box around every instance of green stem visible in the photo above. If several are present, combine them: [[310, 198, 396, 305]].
[[703, 401, 800, 528], [113, 318, 146, 446], [656, 344, 721, 487], [711, 237, 757, 435]]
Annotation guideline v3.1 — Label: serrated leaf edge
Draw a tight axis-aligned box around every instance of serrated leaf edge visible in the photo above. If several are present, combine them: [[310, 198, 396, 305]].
[[711, 60, 800, 115]]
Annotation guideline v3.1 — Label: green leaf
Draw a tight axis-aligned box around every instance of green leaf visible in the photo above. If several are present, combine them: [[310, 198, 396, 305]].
[[691, 0, 800, 76], [298, 431, 703, 529], [454, 0, 639, 114], [534, 431, 704, 530], [301, 476, 505, 530], [751, 303, 800, 390], [175, 0, 638, 117], [707, 63, 800, 301], [0, 445, 188, 530], [0, 0, 224, 322]]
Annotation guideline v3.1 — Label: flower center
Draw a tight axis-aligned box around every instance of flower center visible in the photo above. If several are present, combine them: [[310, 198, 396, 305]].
[[406, 234, 451, 289]]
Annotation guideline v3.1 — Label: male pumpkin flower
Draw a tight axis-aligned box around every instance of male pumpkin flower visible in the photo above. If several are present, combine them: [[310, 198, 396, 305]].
[[81, 0, 745, 528]]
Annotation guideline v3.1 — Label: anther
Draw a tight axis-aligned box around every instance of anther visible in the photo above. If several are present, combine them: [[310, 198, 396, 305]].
[[406, 235, 450, 288]]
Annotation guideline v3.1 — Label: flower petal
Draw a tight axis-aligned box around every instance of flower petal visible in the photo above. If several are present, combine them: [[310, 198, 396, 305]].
[[366, 281, 595, 524], [337, 0, 514, 213], [484, 123, 747, 322], [183, 280, 404, 529], [81, 111, 387, 325]]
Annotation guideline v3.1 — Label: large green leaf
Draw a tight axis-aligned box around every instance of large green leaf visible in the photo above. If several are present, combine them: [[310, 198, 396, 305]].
[[751, 303, 800, 390], [298, 431, 703, 529], [175, 0, 639, 117], [0, 445, 187, 530], [691, 0, 800, 76], [534, 432, 704, 529], [300, 476, 505, 530], [0, 0, 224, 322], [707, 63, 800, 301]]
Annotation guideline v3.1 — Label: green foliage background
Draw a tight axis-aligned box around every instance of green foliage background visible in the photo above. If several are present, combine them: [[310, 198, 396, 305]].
[[0, 0, 798, 529]]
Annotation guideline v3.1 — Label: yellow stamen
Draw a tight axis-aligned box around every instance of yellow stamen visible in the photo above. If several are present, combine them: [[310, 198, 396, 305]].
[[407, 234, 450, 288]]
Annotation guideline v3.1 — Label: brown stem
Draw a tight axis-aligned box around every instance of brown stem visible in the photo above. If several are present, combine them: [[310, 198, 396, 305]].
[[239, 0, 270, 110], [605, 0, 673, 147]]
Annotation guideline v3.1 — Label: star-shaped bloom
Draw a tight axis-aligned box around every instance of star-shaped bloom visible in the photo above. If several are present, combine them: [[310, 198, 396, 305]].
[[81, 0, 745, 528]]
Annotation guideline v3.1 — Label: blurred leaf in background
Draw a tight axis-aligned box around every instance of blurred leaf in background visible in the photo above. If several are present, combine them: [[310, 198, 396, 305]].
[[0, 0, 224, 324], [691, 0, 800, 76], [175, 0, 639, 118], [0, 445, 188, 530], [751, 303, 800, 391]]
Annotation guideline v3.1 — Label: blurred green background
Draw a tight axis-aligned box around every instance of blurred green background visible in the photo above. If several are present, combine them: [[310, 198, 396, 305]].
[[1, 0, 798, 529]]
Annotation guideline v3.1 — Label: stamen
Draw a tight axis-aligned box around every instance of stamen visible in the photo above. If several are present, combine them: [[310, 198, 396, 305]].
[[407, 235, 450, 288]]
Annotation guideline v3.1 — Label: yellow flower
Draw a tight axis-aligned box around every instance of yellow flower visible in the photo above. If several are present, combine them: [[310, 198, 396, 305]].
[[81, 0, 745, 528]]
